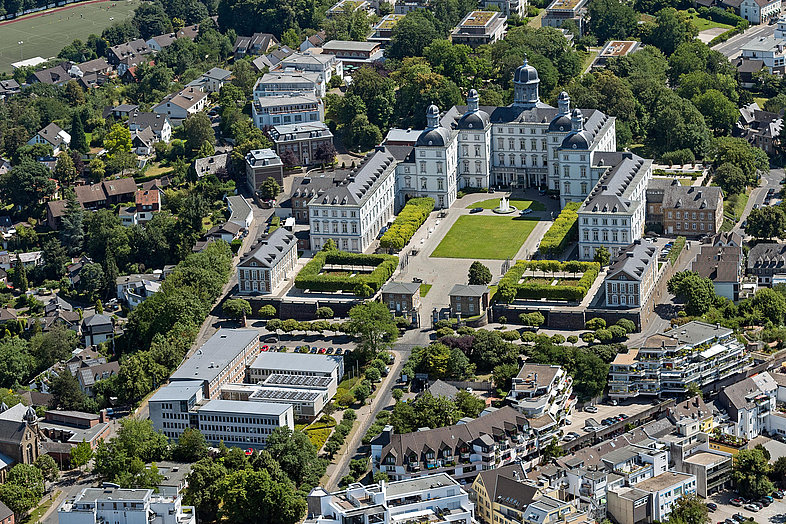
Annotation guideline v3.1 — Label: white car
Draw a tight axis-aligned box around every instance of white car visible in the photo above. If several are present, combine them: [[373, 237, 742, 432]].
[[584, 405, 598, 413]]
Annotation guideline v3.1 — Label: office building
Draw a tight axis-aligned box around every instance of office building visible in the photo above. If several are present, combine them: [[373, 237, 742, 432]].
[[237, 228, 299, 295]]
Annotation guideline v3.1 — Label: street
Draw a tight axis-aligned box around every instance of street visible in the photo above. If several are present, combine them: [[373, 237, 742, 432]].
[[712, 22, 776, 59]]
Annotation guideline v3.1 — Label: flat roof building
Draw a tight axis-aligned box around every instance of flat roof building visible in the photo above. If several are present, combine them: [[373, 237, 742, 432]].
[[450, 11, 507, 48]]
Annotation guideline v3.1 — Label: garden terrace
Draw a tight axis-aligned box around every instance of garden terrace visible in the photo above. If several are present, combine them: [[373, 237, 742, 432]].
[[294, 250, 398, 294], [497, 260, 600, 302]]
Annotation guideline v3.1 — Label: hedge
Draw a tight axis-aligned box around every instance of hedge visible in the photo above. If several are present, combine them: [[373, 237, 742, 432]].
[[380, 198, 434, 251], [497, 259, 600, 302], [539, 202, 581, 257], [294, 250, 399, 294]]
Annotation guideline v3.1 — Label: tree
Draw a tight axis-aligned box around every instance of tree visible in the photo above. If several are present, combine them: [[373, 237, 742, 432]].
[[669, 494, 709, 524], [12, 258, 28, 293], [714, 163, 747, 195], [70, 441, 93, 471], [265, 426, 325, 488], [519, 311, 545, 327], [365, 367, 381, 382], [259, 305, 277, 318], [42, 238, 70, 280], [747, 206, 786, 239], [134, 2, 172, 39], [89, 157, 105, 181], [353, 381, 372, 404], [259, 177, 281, 200], [646, 91, 712, 158], [715, 136, 768, 181], [314, 142, 337, 165], [346, 302, 398, 361], [65, 80, 85, 106], [223, 298, 252, 319], [733, 448, 774, 498], [541, 437, 565, 461], [387, 10, 438, 60], [173, 428, 209, 462], [751, 287, 786, 325], [316, 307, 334, 319], [346, 66, 396, 130], [49, 368, 93, 412], [693, 89, 739, 134], [103, 123, 132, 158], [668, 271, 716, 316], [594, 246, 610, 266], [493, 363, 520, 391], [184, 113, 214, 154], [0, 464, 44, 519], [468, 261, 492, 285], [60, 197, 85, 255], [772, 455, 786, 485], [587, 0, 637, 41], [70, 112, 88, 154], [184, 458, 227, 522], [348, 114, 382, 151], [0, 159, 56, 212], [34, 454, 60, 483], [645, 8, 698, 56]]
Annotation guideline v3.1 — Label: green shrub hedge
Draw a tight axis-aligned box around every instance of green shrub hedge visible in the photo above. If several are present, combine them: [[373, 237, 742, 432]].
[[380, 198, 434, 250], [497, 259, 600, 302], [294, 250, 399, 294], [539, 202, 581, 257]]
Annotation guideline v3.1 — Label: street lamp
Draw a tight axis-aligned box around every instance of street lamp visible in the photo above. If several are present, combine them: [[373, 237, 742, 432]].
[[18, 41, 23, 61]]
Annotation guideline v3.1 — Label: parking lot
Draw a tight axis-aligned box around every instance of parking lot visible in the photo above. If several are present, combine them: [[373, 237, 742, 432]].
[[708, 491, 786, 524], [567, 398, 659, 438]]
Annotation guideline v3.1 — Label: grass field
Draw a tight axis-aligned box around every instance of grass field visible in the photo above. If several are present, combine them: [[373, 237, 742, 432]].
[[431, 215, 539, 259], [0, 0, 140, 73], [466, 198, 546, 211], [683, 11, 733, 31]]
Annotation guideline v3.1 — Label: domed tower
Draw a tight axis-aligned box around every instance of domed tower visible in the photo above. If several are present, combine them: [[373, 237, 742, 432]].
[[549, 92, 572, 133], [467, 89, 479, 113], [558, 91, 571, 115], [24, 406, 37, 425], [457, 90, 490, 130], [426, 104, 440, 129], [560, 109, 591, 150], [513, 58, 540, 109]]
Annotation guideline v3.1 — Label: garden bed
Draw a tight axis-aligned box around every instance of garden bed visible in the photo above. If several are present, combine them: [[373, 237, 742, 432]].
[[294, 250, 398, 295]]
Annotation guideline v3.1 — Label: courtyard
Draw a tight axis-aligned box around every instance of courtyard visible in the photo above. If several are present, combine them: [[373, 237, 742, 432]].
[[430, 214, 540, 259], [466, 198, 547, 211]]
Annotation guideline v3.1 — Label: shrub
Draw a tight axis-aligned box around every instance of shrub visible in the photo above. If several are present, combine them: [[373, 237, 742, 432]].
[[585, 317, 606, 330], [343, 408, 357, 421], [551, 334, 565, 344], [581, 332, 595, 343], [539, 202, 581, 257], [501, 330, 520, 341], [294, 250, 398, 293], [435, 327, 455, 338], [258, 304, 277, 318], [519, 311, 545, 327], [609, 325, 627, 341], [595, 328, 613, 343], [316, 306, 334, 319], [660, 148, 695, 166], [615, 318, 636, 334], [521, 331, 536, 343], [366, 367, 381, 382], [379, 198, 435, 250], [498, 260, 600, 302]]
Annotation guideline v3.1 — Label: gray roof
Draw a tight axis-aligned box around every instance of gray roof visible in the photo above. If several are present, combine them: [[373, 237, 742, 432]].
[[227, 195, 252, 226], [37, 123, 68, 148], [170, 329, 258, 384], [747, 242, 786, 270], [127, 112, 170, 134], [310, 149, 396, 207], [581, 152, 651, 215], [322, 40, 380, 53], [0, 501, 12, 521], [425, 379, 460, 400], [204, 67, 232, 81], [245, 148, 282, 167], [193, 153, 230, 177], [239, 228, 297, 269], [606, 241, 657, 282], [721, 372, 777, 412], [449, 284, 488, 297], [249, 352, 343, 374], [76, 488, 151, 503], [199, 399, 291, 415], [381, 281, 421, 295], [662, 320, 733, 348], [384, 473, 459, 498], [269, 122, 332, 142], [254, 93, 319, 109], [662, 185, 723, 212], [149, 381, 204, 403]]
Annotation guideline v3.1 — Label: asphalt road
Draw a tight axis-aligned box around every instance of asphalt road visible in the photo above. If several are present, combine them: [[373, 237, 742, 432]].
[[712, 22, 776, 59], [733, 168, 784, 238]]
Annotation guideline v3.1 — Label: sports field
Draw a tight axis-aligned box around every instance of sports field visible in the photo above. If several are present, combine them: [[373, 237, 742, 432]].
[[430, 215, 540, 259], [0, 0, 140, 73]]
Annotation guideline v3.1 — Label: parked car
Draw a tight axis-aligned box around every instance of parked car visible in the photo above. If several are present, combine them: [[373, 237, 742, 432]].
[[730, 499, 743, 507], [521, 208, 533, 215], [744, 504, 759, 512], [733, 514, 746, 522], [584, 406, 598, 413], [707, 503, 718, 512], [470, 207, 483, 213], [562, 434, 576, 442], [773, 490, 784, 499]]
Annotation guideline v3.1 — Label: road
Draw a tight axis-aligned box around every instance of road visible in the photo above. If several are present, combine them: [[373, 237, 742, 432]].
[[732, 168, 784, 237], [712, 22, 776, 59]]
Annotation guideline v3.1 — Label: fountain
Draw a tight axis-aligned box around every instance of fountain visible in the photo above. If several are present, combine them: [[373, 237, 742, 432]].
[[493, 194, 517, 214]]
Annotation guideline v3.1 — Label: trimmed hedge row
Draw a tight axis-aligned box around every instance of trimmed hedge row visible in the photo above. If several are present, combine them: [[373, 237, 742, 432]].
[[497, 259, 600, 302], [294, 250, 399, 294], [539, 202, 581, 257], [380, 198, 435, 251]]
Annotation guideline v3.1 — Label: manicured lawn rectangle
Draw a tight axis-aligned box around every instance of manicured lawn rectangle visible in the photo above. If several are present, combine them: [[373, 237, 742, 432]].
[[430, 215, 539, 259], [419, 284, 432, 297], [0, 0, 141, 73], [466, 198, 546, 211]]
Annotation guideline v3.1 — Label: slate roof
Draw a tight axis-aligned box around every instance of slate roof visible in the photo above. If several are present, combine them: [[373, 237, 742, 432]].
[[424, 379, 459, 400], [747, 242, 786, 271], [662, 185, 723, 211], [36, 123, 69, 148], [606, 241, 657, 282], [581, 152, 651, 215], [29, 64, 71, 85], [238, 228, 297, 269], [193, 153, 230, 177], [310, 149, 396, 207], [721, 372, 777, 412], [381, 281, 421, 295], [449, 284, 489, 297], [692, 244, 742, 283], [127, 112, 170, 135]]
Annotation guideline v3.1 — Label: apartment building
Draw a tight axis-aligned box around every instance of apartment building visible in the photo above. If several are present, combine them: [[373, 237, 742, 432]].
[[152, 87, 208, 121], [368, 14, 406, 44], [482, 0, 526, 17], [448, 284, 490, 318], [307, 148, 396, 252], [607, 472, 697, 524], [450, 11, 508, 48], [321, 40, 384, 67], [603, 240, 659, 308], [608, 321, 747, 398], [57, 487, 195, 524], [370, 407, 556, 482], [305, 473, 475, 524], [252, 94, 323, 128], [691, 243, 743, 301], [507, 364, 573, 420], [168, 329, 260, 399], [577, 152, 651, 261], [244, 148, 284, 191], [681, 452, 732, 498], [746, 242, 786, 285], [278, 51, 342, 84], [237, 228, 298, 295], [269, 122, 334, 167], [541, 0, 587, 32], [659, 184, 724, 238], [719, 372, 778, 440], [253, 71, 324, 98]]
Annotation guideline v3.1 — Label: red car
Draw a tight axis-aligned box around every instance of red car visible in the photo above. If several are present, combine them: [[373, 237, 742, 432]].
[[318, 348, 327, 354], [261, 345, 269, 352], [730, 499, 743, 507]]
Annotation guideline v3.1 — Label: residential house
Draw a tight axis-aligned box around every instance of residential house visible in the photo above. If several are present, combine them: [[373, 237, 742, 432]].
[[542, 0, 588, 33], [450, 11, 508, 48], [740, 0, 781, 24], [75, 178, 137, 209], [193, 153, 230, 179], [146, 33, 178, 52], [237, 228, 298, 295], [75, 361, 120, 397], [82, 314, 114, 347], [268, 122, 334, 167], [251, 93, 323, 128], [245, 148, 284, 192], [507, 363, 573, 421], [116, 273, 164, 309], [734, 58, 767, 88], [0, 501, 12, 524], [307, 149, 396, 253], [0, 250, 43, 270], [152, 87, 208, 121], [482, 0, 526, 17], [130, 127, 156, 156], [320, 40, 384, 66], [119, 189, 162, 226], [102, 104, 140, 120], [740, 35, 785, 74], [205, 221, 242, 242], [691, 243, 743, 301], [107, 39, 152, 75], [227, 195, 253, 229], [607, 472, 697, 524], [603, 240, 659, 308], [299, 30, 326, 52], [719, 372, 778, 440], [127, 112, 172, 143], [251, 46, 296, 72], [66, 256, 93, 287], [659, 183, 724, 237], [57, 487, 195, 524], [736, 102, 782, 155], [381, 281, 422, 315], [234, 33, 279, 57], [746, 242, 786, 285], [27, 63, 71, 85], [449, 284, 489, 318], [305, 473, 475, 524], [187, 67, 232, 93], [27, 123, 71, 155], [0, 80, 20, 100]]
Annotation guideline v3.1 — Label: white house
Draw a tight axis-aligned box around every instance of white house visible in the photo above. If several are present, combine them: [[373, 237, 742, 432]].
[[187, 67, 232, 93], [226, 195, 253, 229], [58, 487, 195, 524], [152, 87, 208, 121], [237, 227, 298, 295], [28, 123, 71, 155], [741, 0, 781, 24], [251, 94, 323, 128]]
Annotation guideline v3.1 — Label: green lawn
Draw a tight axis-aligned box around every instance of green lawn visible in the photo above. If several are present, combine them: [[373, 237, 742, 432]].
[[0, 0, 140, 73], [466, 198, 546, 211], [683, 11, 732, 31], [725, 191, 750, 222], [430, 215, 539, 259], [419, 284, 432, 297], [678, 178, 693, 186]]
